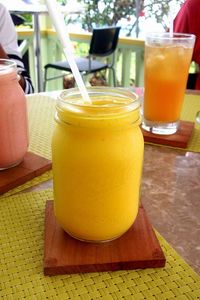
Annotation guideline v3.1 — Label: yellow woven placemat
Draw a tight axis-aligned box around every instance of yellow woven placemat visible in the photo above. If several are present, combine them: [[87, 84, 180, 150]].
[[181, 94, 200, 152], [0, 190, 199, 299], [27, 93, 56, 160], [27, 92, 200, 155]]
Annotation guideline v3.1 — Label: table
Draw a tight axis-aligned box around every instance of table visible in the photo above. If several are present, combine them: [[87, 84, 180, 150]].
[[0, 90, 200, 299]]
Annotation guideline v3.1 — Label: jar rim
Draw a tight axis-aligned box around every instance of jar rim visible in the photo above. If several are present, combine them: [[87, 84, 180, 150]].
[[0, 59, 16, 74], [145, 32, 196, 42], [57, 87, 140, 114]]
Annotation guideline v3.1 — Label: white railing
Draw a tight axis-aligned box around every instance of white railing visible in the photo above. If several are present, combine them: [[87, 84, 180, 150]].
[[17, 28, 145, 91]]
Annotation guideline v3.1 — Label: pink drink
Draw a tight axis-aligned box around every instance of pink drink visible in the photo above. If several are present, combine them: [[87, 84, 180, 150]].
[[0, 59, 29, 170]]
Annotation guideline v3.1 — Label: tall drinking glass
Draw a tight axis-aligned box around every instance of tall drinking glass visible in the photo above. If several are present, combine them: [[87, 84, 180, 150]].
[[142, 33, 195, 135], [0, 59, 29, 170]]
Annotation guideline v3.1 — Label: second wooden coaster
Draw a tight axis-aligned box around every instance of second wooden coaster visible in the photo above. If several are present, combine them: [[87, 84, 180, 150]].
[[141, 120, 194, 148], [0, 152, 52, 195]]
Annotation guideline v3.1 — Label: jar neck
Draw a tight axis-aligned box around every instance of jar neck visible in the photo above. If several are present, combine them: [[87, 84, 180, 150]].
[[56, 87, 141, 129], [0, 60, 17, 85], [0, 68, 18, 83], [56, 110, 141, 130]]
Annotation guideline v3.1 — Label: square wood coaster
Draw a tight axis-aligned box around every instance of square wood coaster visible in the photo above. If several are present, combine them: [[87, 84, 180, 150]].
[[141, 120, 194, 148], [0, 152, 52, 195], [44, 200, 166, 275]]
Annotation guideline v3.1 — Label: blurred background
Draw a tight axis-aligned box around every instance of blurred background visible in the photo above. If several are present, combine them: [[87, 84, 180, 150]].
[[1, 0, 187, 91]]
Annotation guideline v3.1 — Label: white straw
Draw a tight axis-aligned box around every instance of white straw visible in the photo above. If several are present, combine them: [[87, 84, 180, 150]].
[[45, 0, 91, 103], [169, 5, 174, 37]]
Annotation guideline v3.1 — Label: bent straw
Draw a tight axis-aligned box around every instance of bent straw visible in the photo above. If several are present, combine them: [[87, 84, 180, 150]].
[[169, 5, 174, 37], [46, 0, 91, 103]]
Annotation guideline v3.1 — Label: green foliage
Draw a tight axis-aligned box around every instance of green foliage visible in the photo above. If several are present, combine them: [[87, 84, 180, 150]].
[[14, 13, 32, 28], [74, 0, 184, 35], [75, 42, 89, 56], [76, 0, 141, 32], [57, 0, 67, 4], [143, 0, 184, 31]]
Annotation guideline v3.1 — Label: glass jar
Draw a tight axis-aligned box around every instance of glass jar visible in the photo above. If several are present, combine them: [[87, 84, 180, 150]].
[[0, 59, 29, 170], [52, 87, 144, 242]]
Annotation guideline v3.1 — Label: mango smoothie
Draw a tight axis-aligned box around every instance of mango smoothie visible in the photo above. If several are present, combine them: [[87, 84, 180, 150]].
[[0, 60, 28, 170], [52, 87, 144, 242]]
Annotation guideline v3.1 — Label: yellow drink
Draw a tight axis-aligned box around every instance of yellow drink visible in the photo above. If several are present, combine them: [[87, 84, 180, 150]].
[[52, 87, 144, 242]]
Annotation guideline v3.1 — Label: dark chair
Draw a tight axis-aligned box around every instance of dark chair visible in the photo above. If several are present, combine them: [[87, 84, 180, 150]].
[[10, 13, 30, 74], [43, 26, 121, 90], [10, 14, 26, 26], [186, 73, 198, 89]]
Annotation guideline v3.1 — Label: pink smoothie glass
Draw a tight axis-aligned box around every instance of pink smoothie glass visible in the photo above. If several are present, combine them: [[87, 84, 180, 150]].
[[0, 59, 29, 170]]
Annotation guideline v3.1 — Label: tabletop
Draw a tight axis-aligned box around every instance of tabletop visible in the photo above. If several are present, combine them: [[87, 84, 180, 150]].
[[0, 89, 200, 299]]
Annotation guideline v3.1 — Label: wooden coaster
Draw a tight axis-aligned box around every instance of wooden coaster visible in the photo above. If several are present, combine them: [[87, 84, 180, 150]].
[[0, 152, 52, 195], [141, 120, 194, 148], [44, 200, 166, 275]]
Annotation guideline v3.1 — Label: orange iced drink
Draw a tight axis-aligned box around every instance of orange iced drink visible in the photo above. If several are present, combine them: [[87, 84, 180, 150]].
[[52, 87, 144, 242], [143, 33, 195, 135]]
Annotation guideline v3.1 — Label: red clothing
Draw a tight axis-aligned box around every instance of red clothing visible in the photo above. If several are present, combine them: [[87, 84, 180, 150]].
[[174, 0, 200, 90]]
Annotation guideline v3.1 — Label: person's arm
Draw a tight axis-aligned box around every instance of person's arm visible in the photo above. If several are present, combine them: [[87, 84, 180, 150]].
[[0, 43, 26, 91], [0, 4, 34, 94], [173, 3, 190, 33], [174, 0, 200, 66], [0, 43, 7, 58], [7, 52, 34, 94]]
